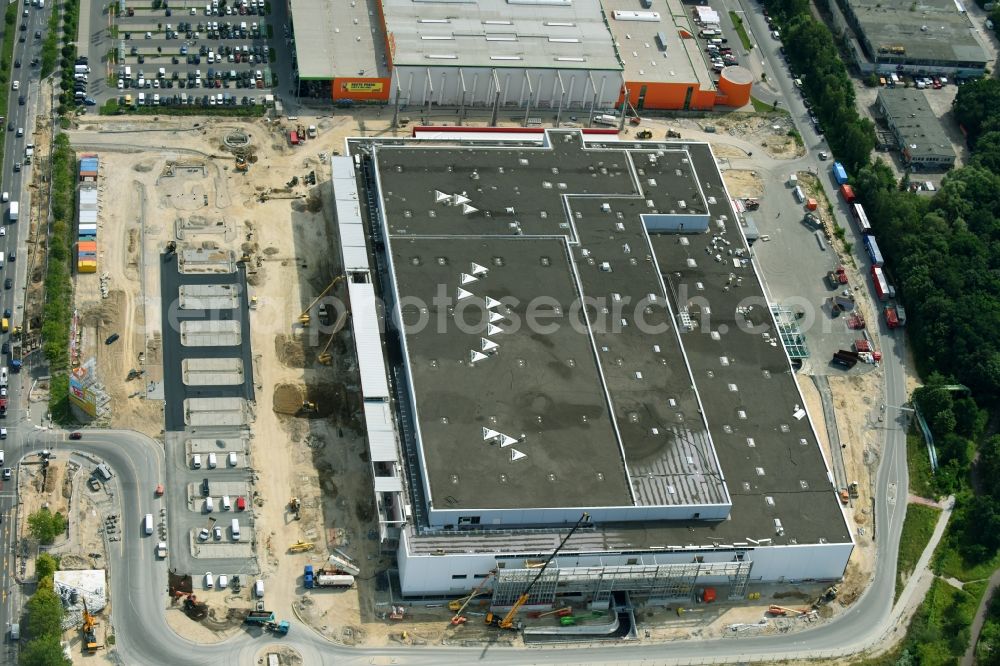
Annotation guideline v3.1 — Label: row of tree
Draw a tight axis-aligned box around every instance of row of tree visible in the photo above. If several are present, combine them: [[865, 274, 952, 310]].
[[760, 0, 875, 173], [20, 554, 71, 666]]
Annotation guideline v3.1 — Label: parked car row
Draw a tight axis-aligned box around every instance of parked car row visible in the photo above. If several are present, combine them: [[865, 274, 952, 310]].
[[118, 68, 267, 90], [122, 92, 264, 107], [125, 18, 265, 41]]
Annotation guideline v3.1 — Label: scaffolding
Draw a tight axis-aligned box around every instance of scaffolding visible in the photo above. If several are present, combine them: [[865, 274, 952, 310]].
[[490, 558, 754, 608]]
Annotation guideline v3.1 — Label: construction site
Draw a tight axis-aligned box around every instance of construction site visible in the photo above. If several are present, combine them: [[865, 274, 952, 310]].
[[21, 102, 904, 652]]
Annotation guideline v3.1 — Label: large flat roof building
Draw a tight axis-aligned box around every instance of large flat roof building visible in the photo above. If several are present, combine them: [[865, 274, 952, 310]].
[[287, 0, 751, 111], [334, 130, 853, 603], [877, 88, 956, 171], [840, 0, 989, 78]]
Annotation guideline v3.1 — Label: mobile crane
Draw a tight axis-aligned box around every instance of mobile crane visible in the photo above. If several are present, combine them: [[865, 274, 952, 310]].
[[485, 513, 590, 631], [449, 569, 496, 625]]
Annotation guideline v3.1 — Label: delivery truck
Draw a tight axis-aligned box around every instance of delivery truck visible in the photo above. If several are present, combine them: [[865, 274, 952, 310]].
[[8, 201, 17, 223]]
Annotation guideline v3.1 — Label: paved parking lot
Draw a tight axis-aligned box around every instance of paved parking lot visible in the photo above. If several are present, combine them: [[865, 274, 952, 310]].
[[84, 0, 279, 107]]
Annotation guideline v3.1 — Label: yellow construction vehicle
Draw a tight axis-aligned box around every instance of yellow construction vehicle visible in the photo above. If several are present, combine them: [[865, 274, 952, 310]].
[[485, 513, 590, 631], [288, 540, 313, 553], [449, 569, 496, 625], [297, 276, 343, 326], [82, 599, 102, 652]]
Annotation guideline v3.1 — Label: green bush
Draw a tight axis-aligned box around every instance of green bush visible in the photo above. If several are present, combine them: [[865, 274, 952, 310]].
[[19, 635, 70, 666]]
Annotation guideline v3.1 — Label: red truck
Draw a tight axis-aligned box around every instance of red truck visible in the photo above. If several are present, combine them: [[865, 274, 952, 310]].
[[871, 266, 891, 301], [840, 184, 856, 204], [289, 131, 300, 146], [0, 397, 8, 418]]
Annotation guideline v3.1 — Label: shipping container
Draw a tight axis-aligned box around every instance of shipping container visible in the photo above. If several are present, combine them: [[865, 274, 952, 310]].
[[871, 266, 890, 301], [850, 203, 872, 234], [77, 261, 98, 273], [840, 184, 856, 203], [77, 241, 97, 251], [832, 162, 849, 185], [289, 131, 299, 145], [863, 235, 884, 267]]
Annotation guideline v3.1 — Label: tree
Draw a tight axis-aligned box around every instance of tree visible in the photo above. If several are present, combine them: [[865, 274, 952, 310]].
[[34, 553, 58, 581], [27, 508, 67, 545], [19, 635, 71, 666], [954, 78, 1000, 146], [25, 582, 63, 637]]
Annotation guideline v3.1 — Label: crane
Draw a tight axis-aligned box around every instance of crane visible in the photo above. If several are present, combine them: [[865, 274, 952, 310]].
[[81, 598, 102, 652], [449, 569, 496, 625], [485, 513, 590, 631]]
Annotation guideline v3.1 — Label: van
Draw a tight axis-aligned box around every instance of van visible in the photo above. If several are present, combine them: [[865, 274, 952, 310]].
[[124, 66, 132, 80], [9, 623, 19, 641], [208, 452, 217, 468], [222, 495, 231, 510], [204, 496, 214, 512], [192, 454, 202, 468], [254, 579, 264, 598], [231, 518, 241, 540], [793, 186, 805, 203], [138, 92, 146, 105], [143, 513, 153, 535], [95, 463, 112, 481], [228, 451, 237, 467]]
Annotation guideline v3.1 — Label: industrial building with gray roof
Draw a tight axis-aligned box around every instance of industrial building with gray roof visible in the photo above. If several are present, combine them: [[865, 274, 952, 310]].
[[334, 131, 854, 599], [877, 88, 957, 170], [840, 0, 989, 77]]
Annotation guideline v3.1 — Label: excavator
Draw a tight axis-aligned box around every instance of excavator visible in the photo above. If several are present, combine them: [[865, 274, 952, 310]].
[[296, 276, 344, 327], [485, 513, 590, 631]]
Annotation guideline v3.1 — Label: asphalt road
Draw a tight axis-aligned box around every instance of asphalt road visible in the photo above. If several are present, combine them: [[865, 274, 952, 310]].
[[0, 0, 52, 648]]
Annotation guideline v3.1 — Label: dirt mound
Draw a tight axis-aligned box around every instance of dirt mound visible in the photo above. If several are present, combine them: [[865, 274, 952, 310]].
[[58, 554, 93, 570], [273, 383, 306, 415], [275, 334, 313, 368], [273, 382, 353, 421]]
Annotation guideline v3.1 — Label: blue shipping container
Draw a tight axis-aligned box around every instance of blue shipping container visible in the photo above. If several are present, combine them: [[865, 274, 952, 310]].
[[864, 235, 884, 267], [832, 162, 848, 185]]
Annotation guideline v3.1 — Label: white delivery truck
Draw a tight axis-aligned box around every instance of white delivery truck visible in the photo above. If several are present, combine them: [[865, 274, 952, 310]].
[[8, 201, 17, 222]]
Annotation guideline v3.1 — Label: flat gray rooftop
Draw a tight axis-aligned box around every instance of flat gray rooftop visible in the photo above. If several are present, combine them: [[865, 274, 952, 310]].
[[381, 0, 621, 71], [366, 131, 850, 546], [289, 0, 389, 81], [847, 0, 988, 65], [878, 88, 956, 160], [601, 0, 709, 86]]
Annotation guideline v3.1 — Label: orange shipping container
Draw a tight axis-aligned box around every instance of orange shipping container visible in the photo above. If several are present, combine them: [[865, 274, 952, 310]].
[[77, 241, 98, 252]]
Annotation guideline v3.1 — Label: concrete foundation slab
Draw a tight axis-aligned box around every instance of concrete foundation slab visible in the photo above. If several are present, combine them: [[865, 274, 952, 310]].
[[183, 397, 248, 426], [179, 320, 242, 347], [179, 284, 242, 310], [178, 248, 236, 274], [182, 358, 245, 385]]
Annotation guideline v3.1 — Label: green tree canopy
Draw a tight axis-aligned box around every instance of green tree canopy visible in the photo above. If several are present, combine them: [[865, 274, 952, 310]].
[[27, 508, 67, 545], [19, 635, 70, 666], [25, 581, 63, 638]]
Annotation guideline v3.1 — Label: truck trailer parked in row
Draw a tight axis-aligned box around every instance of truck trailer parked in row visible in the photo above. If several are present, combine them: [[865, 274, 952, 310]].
[[832, 162, 848, 185]]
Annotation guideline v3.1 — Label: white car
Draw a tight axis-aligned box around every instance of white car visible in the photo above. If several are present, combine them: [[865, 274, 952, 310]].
[[117, 78, 124, 89], [198, 527, 210, 541], [213, 525, 222, 540], [11, 81, 18, 90], [218, 574, 228, 588], [208, 452, 217, 468], [228, 452, 237, 467], [204, 572, 213, 588], [1, 192, 7, 202], [0, 228, 6, 237], [221, 495, 231, 510], [192, 454, 202, 469], [0, 450, 4, 466]]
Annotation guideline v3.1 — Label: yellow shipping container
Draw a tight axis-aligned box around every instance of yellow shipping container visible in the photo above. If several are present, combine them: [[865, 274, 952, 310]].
[[77, 260, 98, 273]]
